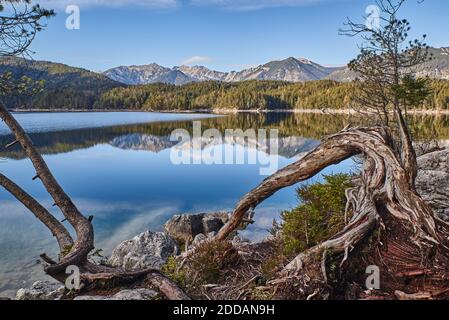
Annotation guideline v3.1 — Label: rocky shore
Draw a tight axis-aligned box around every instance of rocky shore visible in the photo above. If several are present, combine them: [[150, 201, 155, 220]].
[[12, 212, 234, 301], [10, 149, 449, 301]]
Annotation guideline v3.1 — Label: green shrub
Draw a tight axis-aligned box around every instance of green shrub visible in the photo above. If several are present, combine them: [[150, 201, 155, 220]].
[[161, 257, 188, 289], [162, 240, 241, 290], [280, 174, 352, 256], [188, 240, 240, 284]]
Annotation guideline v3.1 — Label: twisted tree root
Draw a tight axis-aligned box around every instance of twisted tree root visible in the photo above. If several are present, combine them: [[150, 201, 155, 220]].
[[217, 126, 449, 299]]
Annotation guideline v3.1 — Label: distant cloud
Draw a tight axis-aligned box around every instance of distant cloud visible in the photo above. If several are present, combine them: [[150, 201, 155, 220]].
[[34, 0, 177, 10], [191, 0, 325, 11], [182, 55, 216, 65]]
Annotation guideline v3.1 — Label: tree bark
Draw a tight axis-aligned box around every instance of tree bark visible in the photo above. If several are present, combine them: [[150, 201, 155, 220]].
[[394, 107, 418, 188]]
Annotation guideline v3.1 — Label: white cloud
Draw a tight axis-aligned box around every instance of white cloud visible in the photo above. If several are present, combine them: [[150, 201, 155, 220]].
[[181, 55, 216, 65], [191, 0, 325, 11], [34, 0, 178, 10]]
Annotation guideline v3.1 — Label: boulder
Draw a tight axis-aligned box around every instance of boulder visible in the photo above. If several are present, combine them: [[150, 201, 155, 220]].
[[108, 231, 179, 270], [164, 214, 204, 243], [164, 212, 230, 243], [203, 215, 226, 234], [74, 288, 158, 301], [417, 149, 449, 220], [15, 281, 65, 300], [192, 233, 207, 246]]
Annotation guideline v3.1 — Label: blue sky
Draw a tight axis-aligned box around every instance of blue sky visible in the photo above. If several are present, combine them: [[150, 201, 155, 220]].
[[26, 0, 449, 72]]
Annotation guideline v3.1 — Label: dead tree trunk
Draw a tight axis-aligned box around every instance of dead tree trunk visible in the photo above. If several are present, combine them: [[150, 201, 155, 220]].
[[216, 126, 449, 299], [0, 103, 189, 300]]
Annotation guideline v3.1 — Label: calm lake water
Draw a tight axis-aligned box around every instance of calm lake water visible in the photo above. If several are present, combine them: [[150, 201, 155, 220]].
[[0, 111, 447, 297]]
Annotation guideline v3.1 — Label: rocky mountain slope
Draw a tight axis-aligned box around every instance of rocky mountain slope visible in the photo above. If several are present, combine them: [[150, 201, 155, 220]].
[[104, 57, 344, 85], [413, 47, 449, 80], [227, 57, 341, 82], [104, 47, 449, 85], [176, 65, 228, 82], [104, 63, 195, 86], [326, 46, 449, 81]]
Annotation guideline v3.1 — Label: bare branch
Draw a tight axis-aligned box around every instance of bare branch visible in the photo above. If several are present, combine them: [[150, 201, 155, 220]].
[[0, 172, 73, 250]]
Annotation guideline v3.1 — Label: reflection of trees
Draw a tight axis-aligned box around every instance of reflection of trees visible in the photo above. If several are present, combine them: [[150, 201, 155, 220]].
[[409, 115, 449, 142], [200, 113, 449, 140], [1, 113, 448, 159]]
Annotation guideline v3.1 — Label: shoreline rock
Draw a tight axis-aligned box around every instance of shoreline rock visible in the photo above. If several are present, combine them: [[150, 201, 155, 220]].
[[417, 149, 449, 220], [164, 212, 230, 243], [108, 230, 179, 270], [74, 289, 158, 301], [15, 281, 65, 301]]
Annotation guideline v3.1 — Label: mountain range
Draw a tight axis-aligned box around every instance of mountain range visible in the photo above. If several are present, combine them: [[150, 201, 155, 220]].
[[104, 57, 344, 85], [326, 47, 449, 82], [104, 47, 449, 85], [0, 46, 448, 110], [1, 46, 448, 91]]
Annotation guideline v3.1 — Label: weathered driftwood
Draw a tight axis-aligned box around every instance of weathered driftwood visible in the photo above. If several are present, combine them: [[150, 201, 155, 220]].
[[0, 103, 189, 300]]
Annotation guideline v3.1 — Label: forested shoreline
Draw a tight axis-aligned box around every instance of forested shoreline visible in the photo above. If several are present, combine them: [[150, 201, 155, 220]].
[[9, 79, 449, 111]]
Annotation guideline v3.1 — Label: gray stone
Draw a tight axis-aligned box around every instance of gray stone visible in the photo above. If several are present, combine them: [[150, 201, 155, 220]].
[[203, 216, 225, 235], [164, 214, 204, 243], [73, 295, 107, 300], [15, 281, 65, 300], [192, 233, 207, 246], [108, 231, 179, 270], [164, 212, 230, 243], [417, 149, 449, 220], [74, 288, 158, 301]]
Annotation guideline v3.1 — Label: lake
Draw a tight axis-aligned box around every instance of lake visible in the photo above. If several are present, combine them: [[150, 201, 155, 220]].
[[0, 111, 448, 297]]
